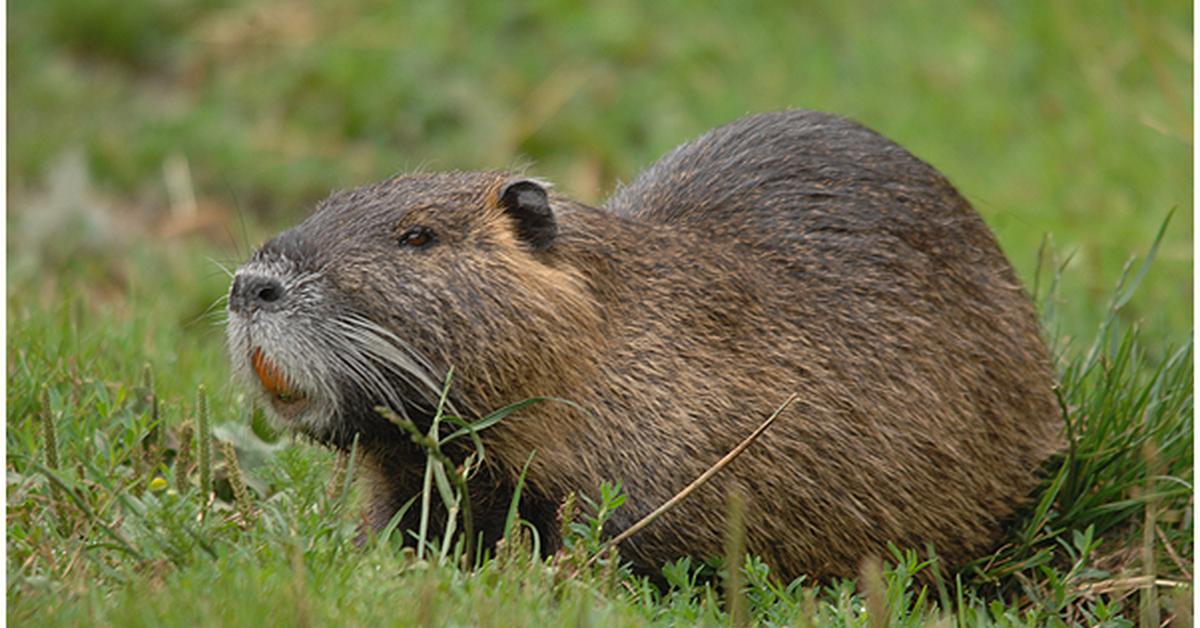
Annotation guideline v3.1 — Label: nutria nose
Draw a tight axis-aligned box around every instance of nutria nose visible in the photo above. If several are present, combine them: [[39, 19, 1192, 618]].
[[229, 274, 286, 313]]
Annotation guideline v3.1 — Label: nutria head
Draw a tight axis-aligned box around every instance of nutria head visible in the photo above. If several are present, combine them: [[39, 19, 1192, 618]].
[[226, 171, 599, 451]]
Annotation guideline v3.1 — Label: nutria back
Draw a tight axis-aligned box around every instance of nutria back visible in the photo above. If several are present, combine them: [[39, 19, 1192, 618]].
[[227, 109, 1061, 582]]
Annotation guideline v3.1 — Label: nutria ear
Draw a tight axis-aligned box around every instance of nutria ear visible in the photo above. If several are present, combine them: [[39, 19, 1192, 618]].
[[498, 179, 556, 251]]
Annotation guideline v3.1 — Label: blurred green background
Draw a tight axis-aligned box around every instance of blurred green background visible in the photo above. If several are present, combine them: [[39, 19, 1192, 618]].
[[7, 0, 1193, 368], [3, 4, 1193, 622]]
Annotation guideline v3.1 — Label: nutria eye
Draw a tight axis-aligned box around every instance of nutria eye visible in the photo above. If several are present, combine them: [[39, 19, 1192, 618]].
[[398, 226, 435, 248]]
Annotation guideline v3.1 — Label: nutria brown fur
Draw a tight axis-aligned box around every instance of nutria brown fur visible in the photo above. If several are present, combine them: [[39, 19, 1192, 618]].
[[226, 109, 1061, 582]]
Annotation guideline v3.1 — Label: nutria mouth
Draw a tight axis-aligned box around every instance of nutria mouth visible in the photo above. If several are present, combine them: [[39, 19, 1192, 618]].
[[250, 347, 309, 417]]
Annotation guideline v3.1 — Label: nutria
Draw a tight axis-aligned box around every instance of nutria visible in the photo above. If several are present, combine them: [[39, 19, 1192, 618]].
[[226, 109, 1061, 582]]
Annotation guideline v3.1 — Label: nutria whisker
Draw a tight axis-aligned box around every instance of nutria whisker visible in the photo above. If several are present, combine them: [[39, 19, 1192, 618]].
[[337, 314, 441, 381], [206, 256, 236, 279], [332, 316, 446, 408]]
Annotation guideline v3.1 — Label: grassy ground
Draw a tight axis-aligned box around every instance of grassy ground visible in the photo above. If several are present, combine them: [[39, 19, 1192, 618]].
[[6, 1, 1193, 625]]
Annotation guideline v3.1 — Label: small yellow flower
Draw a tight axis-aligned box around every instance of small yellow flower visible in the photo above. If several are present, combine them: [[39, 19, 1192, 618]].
[[149, 476, 168, 492]]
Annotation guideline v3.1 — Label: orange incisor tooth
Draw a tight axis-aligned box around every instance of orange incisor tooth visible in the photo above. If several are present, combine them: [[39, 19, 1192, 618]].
[[251, 348, 291, 397]]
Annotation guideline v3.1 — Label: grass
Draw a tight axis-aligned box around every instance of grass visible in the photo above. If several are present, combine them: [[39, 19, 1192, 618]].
[[6, 228, 1193, 626], [6, 0, 1193, 625]]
